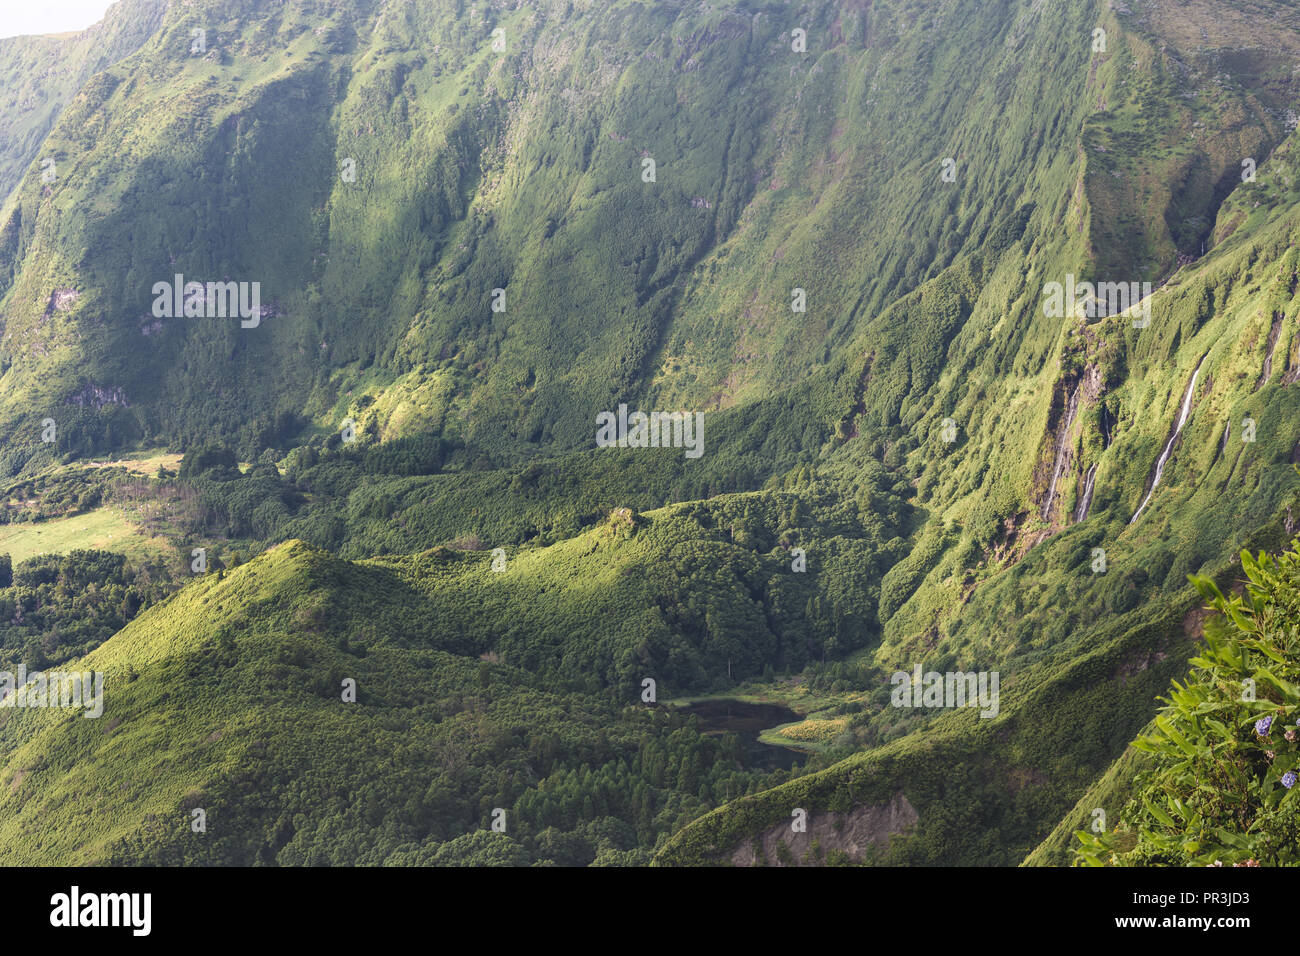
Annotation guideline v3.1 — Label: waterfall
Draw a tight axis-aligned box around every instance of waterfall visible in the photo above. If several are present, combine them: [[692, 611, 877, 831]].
[[1129, 357, 1205, 525], [1074, 463, 1097, 523], [1041, 384, 1081, 521]]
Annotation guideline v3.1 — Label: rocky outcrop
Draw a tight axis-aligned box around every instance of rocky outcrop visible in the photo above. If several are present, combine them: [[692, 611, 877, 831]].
[[729, 792, 919, 866], [66, 384, 129, 409], [45, 288, 79, 315]]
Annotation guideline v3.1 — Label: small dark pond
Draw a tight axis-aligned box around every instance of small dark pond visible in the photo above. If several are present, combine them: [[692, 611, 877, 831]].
[[676, 698, 808, 771]]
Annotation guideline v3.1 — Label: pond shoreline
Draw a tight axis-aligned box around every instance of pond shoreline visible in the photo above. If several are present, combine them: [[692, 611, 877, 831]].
[[668, 696, 813, 771]]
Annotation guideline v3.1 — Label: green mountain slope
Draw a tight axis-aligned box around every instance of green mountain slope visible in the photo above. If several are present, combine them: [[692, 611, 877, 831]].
[[0, 0, 168, 205], [656, 163, 1300, 863], [2, 0, 1292, 463], [0, 538, 830, 864], [2, 0, 1300, 866]]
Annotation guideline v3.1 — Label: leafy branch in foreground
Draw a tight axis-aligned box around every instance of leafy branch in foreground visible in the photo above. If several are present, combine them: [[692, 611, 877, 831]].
[[1074, 544, 1300, 866]]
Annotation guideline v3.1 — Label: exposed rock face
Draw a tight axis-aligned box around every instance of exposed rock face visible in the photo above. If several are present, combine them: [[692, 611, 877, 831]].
[[1115, 648, 1169, 683], [729, 792, 919, 866], [1034, 359, 1108, 530], [46, 288, 79, 315], [1037, 364, 1092, 526], [1079, 361, 1104, 403], [1041, 382, 1081, 522], [66, 384, 129, 409]]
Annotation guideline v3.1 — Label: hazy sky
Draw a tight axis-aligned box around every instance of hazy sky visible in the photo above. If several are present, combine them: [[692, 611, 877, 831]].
[[0, 0, 118, 40]]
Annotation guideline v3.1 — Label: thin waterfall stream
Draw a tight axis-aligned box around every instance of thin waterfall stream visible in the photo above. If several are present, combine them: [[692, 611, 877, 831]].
[[1041, 384, 1081, 521], [1075, 463, 1097, 523], [1129, 356, 1205, 525]]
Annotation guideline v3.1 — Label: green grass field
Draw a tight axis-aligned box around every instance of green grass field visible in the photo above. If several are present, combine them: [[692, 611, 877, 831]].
[[76, 451, 183, 476], [0, 507, 169, 563]]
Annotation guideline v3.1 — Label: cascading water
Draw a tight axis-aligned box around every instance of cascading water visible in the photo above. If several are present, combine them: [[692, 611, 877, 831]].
[[1041, 384, 1080, 522], [1129, 356, 1205, 525], [1074, 463, 1097, 523]]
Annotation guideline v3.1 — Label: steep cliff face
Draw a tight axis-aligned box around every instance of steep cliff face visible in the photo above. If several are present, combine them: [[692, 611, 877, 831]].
[[729, 793, 919, 866], [1, 0, 1292, 466]]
